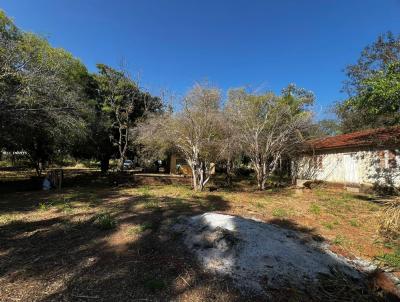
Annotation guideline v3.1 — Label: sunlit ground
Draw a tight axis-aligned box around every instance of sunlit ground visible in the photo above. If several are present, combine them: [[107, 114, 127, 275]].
[[0, 169, 398, 301]]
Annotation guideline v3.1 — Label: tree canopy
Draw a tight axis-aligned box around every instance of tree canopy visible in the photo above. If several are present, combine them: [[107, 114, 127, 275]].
[[336, 32, 400, 132]]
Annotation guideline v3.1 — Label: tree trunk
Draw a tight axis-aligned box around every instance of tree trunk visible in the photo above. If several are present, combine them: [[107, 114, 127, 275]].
[[255, 162, 267, 190], [118, 157, 125, 172], [100, 157, 110, 174], [225, 159, 233, 187]]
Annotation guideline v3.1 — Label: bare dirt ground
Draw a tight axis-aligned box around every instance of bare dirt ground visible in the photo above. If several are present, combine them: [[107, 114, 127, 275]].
[[0, 170, 399, 301]]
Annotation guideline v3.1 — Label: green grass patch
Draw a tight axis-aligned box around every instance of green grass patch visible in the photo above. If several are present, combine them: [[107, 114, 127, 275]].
[[38, 201, 52, 211], [376, 249, 400, 269], [332, 235, 346, 245], [322, 222, 334, 230], [94, 212, 116, 230], [128, 222, 154, 235], [272, 208, 288, 218], [349, 219, 360, 227], [138, 186, 152, 195], [309, 203, 321, 215], [143, 199, 160, 209]]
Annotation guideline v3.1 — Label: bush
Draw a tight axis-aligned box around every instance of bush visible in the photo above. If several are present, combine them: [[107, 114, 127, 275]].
[[303, 180, 326, 189], [373, 184, 399, 196], [94, 212, 117, 230]]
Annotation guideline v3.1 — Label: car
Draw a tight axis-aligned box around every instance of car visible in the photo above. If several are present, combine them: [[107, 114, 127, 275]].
[[123, 159, 134, 170]]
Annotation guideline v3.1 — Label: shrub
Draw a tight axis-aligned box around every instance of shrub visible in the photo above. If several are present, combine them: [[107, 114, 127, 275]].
[[94, 213, 116, 230]]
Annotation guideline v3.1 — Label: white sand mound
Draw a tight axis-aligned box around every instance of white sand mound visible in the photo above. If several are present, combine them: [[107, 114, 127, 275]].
[[172, 212, 375, 294]]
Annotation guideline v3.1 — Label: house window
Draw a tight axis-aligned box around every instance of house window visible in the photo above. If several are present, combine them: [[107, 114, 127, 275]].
[[388, 150, 397, 169]]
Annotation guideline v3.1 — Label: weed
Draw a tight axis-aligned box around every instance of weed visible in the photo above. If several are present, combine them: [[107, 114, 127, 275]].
[[332, 235, 346, 245], [138, 186, 151, 195], [323, 219, 340, 229], [322, 222, 334, 230], [272, 208, 287, 218], [375, 249, 400, 269], [143, 200, 160, 209], [128, 222, 154, 235], [309, 203, 321, 215], [349, 219, 360, 227], [38, 201, 52, 211], [94, 212, 116, 230]]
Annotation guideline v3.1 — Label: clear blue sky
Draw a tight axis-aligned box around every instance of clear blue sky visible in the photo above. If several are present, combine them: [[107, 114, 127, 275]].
[[2, 0, 400, 118]]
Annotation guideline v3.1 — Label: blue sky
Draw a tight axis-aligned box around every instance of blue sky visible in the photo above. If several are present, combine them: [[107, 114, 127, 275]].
[[2, 0, 400, 119]]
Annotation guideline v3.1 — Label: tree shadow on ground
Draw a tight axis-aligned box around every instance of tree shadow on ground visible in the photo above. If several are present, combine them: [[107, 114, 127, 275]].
[[0, 185, 252, 301], [0, 181, 398, 301]]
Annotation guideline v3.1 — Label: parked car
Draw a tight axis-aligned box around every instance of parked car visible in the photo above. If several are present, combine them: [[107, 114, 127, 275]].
[[123, 159, 134, 170]]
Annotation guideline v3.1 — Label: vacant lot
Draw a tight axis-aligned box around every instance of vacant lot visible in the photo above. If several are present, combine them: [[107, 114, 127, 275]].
[[0, 171, 399, 301]]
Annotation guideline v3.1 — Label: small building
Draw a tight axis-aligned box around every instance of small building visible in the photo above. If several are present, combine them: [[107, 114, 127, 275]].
[[168, 154, 216, 177], [169, 154, 192, 175], [295, 126, 400, 188]]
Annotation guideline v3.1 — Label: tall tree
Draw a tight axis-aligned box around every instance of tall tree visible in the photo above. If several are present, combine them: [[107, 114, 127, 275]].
[[0, 11, 90, 175], [93, 64, 163, 172], [337, 32, 400, 132]]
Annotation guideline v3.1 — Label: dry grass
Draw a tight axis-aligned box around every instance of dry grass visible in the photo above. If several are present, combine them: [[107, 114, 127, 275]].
[[379, 198, 400, 240], [0, 170, 398, 301]]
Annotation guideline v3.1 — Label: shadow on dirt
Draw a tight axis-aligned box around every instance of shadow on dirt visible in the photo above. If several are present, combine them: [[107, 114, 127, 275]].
[[0, 177, 398, 301]]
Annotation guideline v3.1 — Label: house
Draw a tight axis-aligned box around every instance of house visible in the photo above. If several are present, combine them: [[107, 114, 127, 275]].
[[295, 126, 400, 189]]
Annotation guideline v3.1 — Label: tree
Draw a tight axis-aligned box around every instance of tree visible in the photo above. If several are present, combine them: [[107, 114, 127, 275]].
[[0, 11, 90, 175], [337, 32, 400, 132], [93, 64, 162, 172], [308, 119, 342, 138], [138, 83, 222, 191], [226, 86, 312, 190], [219, 109, 242, 186]]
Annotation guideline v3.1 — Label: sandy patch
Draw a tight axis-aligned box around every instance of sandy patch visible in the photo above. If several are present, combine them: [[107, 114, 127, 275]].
[[172, 212, 384, 295]]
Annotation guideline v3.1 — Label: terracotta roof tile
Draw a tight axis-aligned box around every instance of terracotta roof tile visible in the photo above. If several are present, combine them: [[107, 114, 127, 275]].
[[306, 126, 400, 151]]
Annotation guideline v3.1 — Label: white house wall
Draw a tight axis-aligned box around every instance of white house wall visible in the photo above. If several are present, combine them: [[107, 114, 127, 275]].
[[296, 149, 400, 187]]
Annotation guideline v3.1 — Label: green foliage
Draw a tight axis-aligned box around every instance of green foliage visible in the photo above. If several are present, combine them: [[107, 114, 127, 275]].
[[94, 212, 117, 230], [0, 10, 162, 174], [38, 201, 52, 211], [337, 32, 400, 132]]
